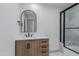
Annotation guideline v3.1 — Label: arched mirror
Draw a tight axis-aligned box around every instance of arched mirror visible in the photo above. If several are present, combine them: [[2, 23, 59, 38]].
[[20, 10, 37, 33]]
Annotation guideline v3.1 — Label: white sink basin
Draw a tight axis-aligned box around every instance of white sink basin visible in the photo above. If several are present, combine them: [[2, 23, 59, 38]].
[[16, 33, 49, 40]]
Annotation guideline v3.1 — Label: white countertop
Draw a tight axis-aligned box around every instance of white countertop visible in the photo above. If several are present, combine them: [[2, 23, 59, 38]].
[[16, 33, 49, 40]]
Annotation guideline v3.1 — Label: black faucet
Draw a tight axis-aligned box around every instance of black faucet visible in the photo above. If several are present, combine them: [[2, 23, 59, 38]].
[[25, 32, 33, 37], [28, 32, 30, 37]]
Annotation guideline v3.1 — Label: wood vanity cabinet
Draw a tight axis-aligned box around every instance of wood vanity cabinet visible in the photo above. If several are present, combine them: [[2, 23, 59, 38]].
[[15, 39, 49, 56]]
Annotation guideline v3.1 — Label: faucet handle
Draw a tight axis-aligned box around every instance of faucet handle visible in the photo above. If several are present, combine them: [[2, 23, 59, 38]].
[[25, 34, 27, 37], [31, 34, 34, 37]]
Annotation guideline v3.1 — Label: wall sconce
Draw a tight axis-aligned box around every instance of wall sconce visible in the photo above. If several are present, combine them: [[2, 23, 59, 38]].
[[17, 20, 22, 26]]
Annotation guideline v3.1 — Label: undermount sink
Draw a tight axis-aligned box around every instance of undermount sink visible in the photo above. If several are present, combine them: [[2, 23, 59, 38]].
[[16, 33, 49, 40]]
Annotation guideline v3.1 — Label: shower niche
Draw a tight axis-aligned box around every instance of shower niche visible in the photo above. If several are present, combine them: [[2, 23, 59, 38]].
[[60, 3, 79, 54]]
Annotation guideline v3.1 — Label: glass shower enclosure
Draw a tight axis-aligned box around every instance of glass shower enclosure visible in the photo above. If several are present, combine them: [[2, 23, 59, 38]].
[[60, 3, 79, 54]]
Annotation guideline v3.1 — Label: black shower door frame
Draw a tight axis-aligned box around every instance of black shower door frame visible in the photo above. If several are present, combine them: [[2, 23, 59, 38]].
[[60, 3, 79, 54]]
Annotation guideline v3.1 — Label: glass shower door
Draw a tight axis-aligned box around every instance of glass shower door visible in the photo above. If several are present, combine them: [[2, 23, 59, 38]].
[[65, 4, 79, 53]]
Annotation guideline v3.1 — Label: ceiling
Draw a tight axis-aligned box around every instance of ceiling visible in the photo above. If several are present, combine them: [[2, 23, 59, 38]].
[[19, 3, 74, 10], [45, 3, 74, 10]]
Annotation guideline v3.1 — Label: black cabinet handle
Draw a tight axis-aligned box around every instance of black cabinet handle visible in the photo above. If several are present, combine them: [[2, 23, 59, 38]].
[[27, 43, 30, 49]]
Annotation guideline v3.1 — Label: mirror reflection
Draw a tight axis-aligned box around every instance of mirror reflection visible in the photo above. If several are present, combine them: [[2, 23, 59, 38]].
[[20, 10, 37, 33]]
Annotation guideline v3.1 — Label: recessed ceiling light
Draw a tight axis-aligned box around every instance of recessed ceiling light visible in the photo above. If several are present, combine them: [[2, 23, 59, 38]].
[[31, 4, 37, 9]]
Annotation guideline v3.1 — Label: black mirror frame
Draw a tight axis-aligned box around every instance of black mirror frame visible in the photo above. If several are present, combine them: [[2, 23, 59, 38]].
[[20, 10, 37, 33]]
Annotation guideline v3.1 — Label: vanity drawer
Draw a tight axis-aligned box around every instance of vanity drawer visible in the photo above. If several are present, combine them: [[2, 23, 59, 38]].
[[39, 49, 49, 56], [40, 39, 48, 43], [39, 39, 48, 45], [41, 45, 48, 48], [39, 39, 49, 56]]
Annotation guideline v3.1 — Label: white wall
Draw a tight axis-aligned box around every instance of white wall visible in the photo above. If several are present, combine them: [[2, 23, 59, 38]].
[[0, 3, 19, 56], [19, 3, 60, 51], [0, 3, 61, 56]]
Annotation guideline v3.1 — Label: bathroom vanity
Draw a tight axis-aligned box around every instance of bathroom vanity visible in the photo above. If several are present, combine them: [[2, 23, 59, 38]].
[[15, 37, 49, 56], [16, 9, 49, 56]]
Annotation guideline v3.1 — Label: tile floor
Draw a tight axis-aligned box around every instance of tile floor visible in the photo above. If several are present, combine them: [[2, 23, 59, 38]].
[[49, 48, 79, 56]]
